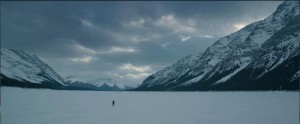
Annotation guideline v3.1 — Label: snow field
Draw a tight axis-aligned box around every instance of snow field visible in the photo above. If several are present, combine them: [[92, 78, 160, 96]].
[[1, 87, 299, 124]]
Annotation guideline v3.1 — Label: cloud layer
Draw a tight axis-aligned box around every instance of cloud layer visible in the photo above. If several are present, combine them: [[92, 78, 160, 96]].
[[1, 1, 281, 85]]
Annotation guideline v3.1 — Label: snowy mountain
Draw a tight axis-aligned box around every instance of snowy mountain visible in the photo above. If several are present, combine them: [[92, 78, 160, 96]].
[[88, 78, 117, 87], [88, 78, 138, 90], [0, 49, 134, 91], [1, 49, 66, 89], [64, 76, 100, 90], [88, 78, 137, 90], [65, 77, 133, 91], [136, 1, 300, 91]]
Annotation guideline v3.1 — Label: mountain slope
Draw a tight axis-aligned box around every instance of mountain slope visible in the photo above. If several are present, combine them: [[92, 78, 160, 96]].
[[1, 49, 66, 89], [136, 1, 300, 91]]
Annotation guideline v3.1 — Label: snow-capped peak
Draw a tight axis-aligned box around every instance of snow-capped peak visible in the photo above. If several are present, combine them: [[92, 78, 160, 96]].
[[65, 76, 86, 83]]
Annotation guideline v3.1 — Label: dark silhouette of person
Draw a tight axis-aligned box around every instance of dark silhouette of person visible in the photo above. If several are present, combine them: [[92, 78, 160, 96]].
[[112, 100, 115, 106]]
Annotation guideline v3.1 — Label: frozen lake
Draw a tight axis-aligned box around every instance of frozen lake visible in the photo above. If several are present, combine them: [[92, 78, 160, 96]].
[[1, 87, 299, 124]]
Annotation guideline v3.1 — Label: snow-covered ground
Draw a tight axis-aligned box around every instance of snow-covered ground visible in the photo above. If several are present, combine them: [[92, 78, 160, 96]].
[[1, 87, 299, 124]]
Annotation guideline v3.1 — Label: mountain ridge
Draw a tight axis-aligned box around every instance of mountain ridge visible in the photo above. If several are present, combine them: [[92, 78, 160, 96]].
[[1, 49, 66, 89], [135, 1, 300, 91], [65, 76, 135, 91], [1, 49, 134, 91]]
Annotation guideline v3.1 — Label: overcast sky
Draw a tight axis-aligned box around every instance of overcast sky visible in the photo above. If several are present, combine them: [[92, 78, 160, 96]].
[[1, 1, 282, 86]]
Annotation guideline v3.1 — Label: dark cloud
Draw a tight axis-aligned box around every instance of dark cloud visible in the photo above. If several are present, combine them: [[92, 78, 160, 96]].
[[1, 1, 282, 85]]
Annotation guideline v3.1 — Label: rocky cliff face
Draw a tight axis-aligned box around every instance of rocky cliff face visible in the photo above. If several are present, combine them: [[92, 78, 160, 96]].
[[136, 1, 300, 91]]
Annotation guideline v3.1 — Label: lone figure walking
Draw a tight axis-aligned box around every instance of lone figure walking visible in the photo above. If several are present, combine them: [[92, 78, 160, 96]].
[[112, 100, 115, 107]]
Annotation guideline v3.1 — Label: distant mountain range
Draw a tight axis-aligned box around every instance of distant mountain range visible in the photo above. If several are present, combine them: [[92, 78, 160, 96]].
[[65, 76, 136, 91], [135, 1, 300, 91], [0, 49, 135, 90]]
